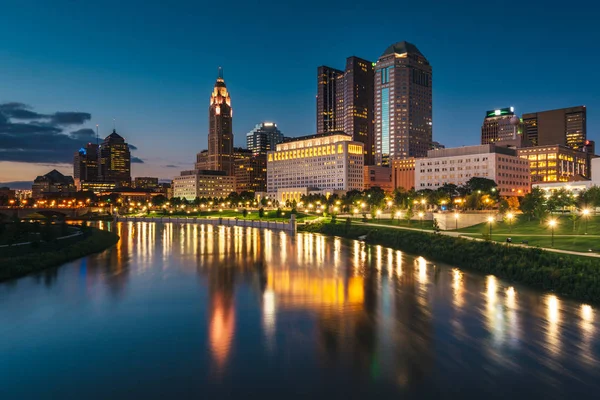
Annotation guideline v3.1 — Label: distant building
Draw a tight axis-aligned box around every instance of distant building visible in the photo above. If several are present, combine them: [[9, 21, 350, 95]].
[[99, 129, 132, 187], [392, 158, 416, 190], [316, 57, 375, 164], [81, 181, 117, 193], [480, 107, 522, 144], [267, 132, 364, 202], [430, 141, 445, 150], [523, 106, 587, 150], [0, 187, 15, 204], [133, 177, 159, 190], [73, 143, 99, 190], [14, 190, 32, 201], [415, 144, 530, 196], [206, 68, 234, 175], [363, 166, 393, 193], [173, 170, 235, 201], [517, 145, 592, 183], [375, 41, 432, 164], [234, 149, 267, 193], [532, 158, 600, 192], [32, 170, 76, 199], [246, 122, 284, 156]]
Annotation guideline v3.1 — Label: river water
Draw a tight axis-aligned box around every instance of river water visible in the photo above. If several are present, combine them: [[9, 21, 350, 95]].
[[0, 221, 598, 399]]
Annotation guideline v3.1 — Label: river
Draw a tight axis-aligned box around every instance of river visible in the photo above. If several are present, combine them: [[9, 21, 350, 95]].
[[0, 221, 598, 399]]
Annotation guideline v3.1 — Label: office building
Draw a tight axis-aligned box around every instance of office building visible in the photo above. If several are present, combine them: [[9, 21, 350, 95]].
[[375, 41, 432, 165], [517, 145, 591, 183], [392, 158, 416, 190], [73, 143, 99, 190], [316, 66, 344, 134], [99, 129, 132, 187], [532, 158, 600, 193], [415, 144, 530, 196], [233, 148, 267, 193], [316, 57, 375, 164], [205, 67, 234, 175], [363, 166, 393, 192], [133, 177, 159, 190], [267, 132, 364, 202], [481, 107, 522, 144], [32, 169, 76, 199], [173, 170, 236, 201], [246, 122, 284, 156], [523, 106, 586, 150], [81, 181, 117, 193]]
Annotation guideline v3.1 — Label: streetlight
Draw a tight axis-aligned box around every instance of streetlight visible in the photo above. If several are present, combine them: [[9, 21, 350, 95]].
[[418, 211, 424, 230], [506, 212, 514, 233], [396, 211, 402, 225], [376, 209, 382, 219], [454, 212, 459, 230], [582, 209, 590, 235], [487, 216, 494, 240], [548, 219, 557, 247]]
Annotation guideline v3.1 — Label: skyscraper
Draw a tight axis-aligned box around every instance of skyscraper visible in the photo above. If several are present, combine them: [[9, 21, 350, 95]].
[[99, 129, 131, 187], [523, 106, 587, 150], [246, 122, 284, 156], [316, 58, 375, 164], [207, 67, 234, 175], [73, 142, 99, 189], [374, 41, 432, 165], [343, 57, 375, 165], [481, 107, 519, 144]]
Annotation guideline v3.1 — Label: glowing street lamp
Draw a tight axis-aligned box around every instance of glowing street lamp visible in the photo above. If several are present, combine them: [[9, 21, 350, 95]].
[[454, 212, 459, 230], [387, 200, 393, 208], [506, 212, 514, 233], [487, 216, 495, 239], [376, 209, 382, 219], [418, 211, 425, 230], [582, 209, 590, 235], [548, 219, 557, 247], [353, 208, 359, 215]]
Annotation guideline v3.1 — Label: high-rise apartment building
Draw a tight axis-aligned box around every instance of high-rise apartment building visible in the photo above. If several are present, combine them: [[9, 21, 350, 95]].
[[246, 122, 284, 156], [316, 58, 375, 164], [481, 107, 521, 144], [375, 41, 432, 165], [207, 68, 234, 175], [523, 106, 587, 150], [99, 129, 131, 187]]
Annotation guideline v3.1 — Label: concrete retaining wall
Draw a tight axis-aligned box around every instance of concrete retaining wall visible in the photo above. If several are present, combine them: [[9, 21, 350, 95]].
[[433, 212, 500, 231], [115, 216, 297, 233]]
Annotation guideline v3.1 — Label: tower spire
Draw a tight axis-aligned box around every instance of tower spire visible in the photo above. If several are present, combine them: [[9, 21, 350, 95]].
[[96, 124, 99, 145], [218, 66, 223, 80]]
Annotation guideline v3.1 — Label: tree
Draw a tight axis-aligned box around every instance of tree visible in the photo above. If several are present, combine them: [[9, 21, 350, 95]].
[[547, 188, 575, 212], [432, 218, 440, 233], [276, 207, 283, 218], [152, 195, 168, 206], [242, 209, 248, 218], [364, 187, 386, 209], [520, 188, 546, 222], [258, 207, 265, 218], [403, 207, 414, 226], [465, 177, 498, 194]]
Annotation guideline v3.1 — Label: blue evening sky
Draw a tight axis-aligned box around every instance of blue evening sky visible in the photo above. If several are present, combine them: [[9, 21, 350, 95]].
[[0, 0, 598, 181]]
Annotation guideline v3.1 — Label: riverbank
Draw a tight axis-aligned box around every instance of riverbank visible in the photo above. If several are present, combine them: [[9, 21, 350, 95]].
[[300, 221, 600, 303], [0, 227, 119, 281]]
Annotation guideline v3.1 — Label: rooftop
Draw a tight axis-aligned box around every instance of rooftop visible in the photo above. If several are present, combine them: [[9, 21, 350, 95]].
[[381, 41, 424, 57]]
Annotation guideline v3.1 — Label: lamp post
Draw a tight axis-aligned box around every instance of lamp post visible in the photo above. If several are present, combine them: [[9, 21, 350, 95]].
[[454, 212, 459, 230], [582, 209, 590, 235], [487, 216, 494, 240], [506, 212, 514, 233], [396, 211, 401, 225], [548, 219, 557, 247], [376, 209, 382, 220], [418, 212, 424, 230]]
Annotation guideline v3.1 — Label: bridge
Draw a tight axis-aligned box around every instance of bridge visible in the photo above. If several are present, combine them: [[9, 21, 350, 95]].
[[0, 207, 91, 219]]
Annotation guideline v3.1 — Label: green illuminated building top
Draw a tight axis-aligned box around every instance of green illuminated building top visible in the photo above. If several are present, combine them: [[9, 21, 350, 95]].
[[485, 107, 515, 118]]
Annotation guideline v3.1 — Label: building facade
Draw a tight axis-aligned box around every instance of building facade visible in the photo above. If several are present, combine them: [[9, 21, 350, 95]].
[[517, 145, 591, 183], [246, 122, 284, 156], [206, 68, 234, 175], [375, 41, 432, 165], [32, 169, 76, 199], [133, 177, 159, 190], [99, 129, 131, 187], [481, 107, 521, 144], [173, 170, 235, 201], [267, 132, 364, 202], [523, 106, 587, 150], [235, 154, 267, 193], [316, 66, 344, 135], [391, 158, 416, 190], [415, 144, 530, 196], [363, 166, 393, 192]]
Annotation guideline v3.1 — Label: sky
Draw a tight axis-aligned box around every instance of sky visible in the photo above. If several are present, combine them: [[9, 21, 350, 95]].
[[1, 0, 599, 187]]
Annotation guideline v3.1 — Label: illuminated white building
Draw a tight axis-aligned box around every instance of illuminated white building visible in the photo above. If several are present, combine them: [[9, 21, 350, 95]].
[[267, 132, 364, 202], [415, 144, 530, 196], [173, 170, 235, 201]]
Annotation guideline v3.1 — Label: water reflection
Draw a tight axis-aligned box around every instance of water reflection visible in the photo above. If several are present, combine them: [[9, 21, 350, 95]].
[[1, 221, 599, 399]]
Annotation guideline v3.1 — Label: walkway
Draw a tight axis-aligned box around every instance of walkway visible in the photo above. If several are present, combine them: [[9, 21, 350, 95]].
[[354, 221, 600, 258]]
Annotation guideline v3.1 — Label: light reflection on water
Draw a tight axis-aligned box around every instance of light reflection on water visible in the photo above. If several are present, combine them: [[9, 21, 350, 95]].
[[0, 221, 599, 399]]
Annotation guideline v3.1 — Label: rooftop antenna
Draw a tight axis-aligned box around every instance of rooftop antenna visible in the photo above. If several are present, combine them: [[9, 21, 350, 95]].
[[113, 118, 116, 131], [218, 66, 223, 79], [95, 124, 99, 145]]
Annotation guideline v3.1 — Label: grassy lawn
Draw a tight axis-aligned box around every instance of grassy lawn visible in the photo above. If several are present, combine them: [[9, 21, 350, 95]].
[[129, 210, 319, 222], [351, 217, 435, 230]]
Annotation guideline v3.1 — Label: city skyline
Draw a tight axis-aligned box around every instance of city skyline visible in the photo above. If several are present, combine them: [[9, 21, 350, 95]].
[[1, 1, 599, 185]]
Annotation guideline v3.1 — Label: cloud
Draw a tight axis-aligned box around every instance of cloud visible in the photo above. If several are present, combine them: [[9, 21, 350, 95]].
[[128, 144, 138, 150], [0, 180, 33, 190], [51, 112, 91, 125], [70, 128, 96, 139], [131, 157, 144, 163], [164, 164, 177, 168]]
